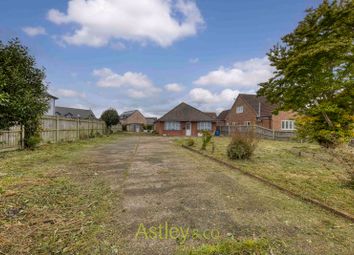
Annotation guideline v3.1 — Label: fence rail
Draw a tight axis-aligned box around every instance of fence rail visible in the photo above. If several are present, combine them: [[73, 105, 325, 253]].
[[218, 125, 295, 141], [0, 116, 122, 152]]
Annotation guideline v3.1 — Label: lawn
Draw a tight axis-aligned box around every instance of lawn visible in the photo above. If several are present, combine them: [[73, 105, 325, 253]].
[[0, 134, 125, 254], [178, 137, 354, 216]]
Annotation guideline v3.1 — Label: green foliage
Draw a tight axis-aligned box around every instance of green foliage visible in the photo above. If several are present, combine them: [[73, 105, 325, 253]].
[[100, 108, 120, 130], [258, 0, 354, 147], [25, 135, 41, 150], [177, 239, 271, 255], [0, 38, 49, 148], [185, 138, 195, 147], [201, 131, 212, 150], [296, 114, 354, 148], [227, 131, 257, 160]]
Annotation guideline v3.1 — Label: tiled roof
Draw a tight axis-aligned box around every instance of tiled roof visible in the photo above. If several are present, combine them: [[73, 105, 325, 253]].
[[120, 110, 138, 119], [55, 106, 96, 119], [239, 94, 277, 117], [204, 112, 217, 120], [158, 102, 214, 122], [217, 110, 230, 120]]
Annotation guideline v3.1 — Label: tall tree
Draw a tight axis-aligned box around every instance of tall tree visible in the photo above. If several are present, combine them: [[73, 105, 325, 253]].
[[0, 39, 49, 147], [258, 0, 354, 147], [101, 108, 120, 133]]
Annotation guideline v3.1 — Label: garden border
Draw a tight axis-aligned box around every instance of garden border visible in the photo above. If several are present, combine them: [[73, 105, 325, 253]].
[[181, 144, 354, 223]]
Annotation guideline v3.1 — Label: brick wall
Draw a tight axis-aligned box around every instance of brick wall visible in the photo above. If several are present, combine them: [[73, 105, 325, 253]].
[[272, 111, 297, 130], [227, 97, 257, 125]]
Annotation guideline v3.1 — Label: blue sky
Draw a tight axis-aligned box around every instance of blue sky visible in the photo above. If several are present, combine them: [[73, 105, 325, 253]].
[[0, 0, 322, 117]]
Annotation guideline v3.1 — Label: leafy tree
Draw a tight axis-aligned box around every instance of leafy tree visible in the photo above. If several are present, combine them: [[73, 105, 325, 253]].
[[0, 39, 49, 148], [100, 108, 120, 132], [258, 0, 354, 148]]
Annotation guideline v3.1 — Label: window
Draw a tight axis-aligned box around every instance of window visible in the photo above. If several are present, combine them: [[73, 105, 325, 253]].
[[164, 122, 180, 130], [197, 122, 212, 131], [236, 106, 244, 113], [244, 121, 251, 126], [281, 120, 295, 130]]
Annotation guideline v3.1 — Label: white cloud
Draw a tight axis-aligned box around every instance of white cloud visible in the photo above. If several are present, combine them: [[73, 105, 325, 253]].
[[189, 57, 199, 64], [93, 68, 160, 98], [165, 83, 184, 92], [55, 89, 86, 98], [47, 0, 204, 48], [194, 57, 274, 88], [22, 26, 47, 37], [189, 88, 239, 104]]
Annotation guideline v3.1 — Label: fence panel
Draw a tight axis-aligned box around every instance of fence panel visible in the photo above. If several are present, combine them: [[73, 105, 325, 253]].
[[0, 126, 22, 152], [218, 125, 295, 141], [0, 116, 122, 152]]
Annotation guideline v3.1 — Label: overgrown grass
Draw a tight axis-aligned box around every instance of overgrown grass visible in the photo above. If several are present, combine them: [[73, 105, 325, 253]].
[[0, 134, 125, 254], [177, 137, 354, 216], [176, 239, 274, 255]]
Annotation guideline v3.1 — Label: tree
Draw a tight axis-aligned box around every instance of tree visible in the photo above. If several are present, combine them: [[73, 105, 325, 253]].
[[0, 38, 49, 148], [258, 0, 354, 147], [101, 108, 120, 132]]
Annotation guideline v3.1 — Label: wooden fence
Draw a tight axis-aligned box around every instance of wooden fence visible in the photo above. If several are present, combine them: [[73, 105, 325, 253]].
[[0, 116, 122, 152], [218, 125, 295, 141]]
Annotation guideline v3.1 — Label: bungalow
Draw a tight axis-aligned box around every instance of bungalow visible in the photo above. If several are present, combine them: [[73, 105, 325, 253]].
[[120, 110, 146, 132], [224, 94, 296, 131], [155, 102, 217, 136], [55, 106, 97, 119]]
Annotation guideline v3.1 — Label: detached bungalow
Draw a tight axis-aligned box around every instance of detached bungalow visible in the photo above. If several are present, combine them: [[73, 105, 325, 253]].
[[156, 102, 216, 136]]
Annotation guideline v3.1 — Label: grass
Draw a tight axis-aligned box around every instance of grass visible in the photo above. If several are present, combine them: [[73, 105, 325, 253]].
[[176, 238, 275, 255], [178, 137, 354, 216], [0, 134, 125, 254]]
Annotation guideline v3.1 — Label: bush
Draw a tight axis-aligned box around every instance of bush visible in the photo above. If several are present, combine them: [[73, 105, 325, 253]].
[[201, 131, 212, 150], [185, 138, 194, 147], [227, 130, 257, 160], [25, 135, 41, 149]]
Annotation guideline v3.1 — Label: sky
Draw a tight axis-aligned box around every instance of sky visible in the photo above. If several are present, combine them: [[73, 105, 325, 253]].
[[0, 0, 323, 117]]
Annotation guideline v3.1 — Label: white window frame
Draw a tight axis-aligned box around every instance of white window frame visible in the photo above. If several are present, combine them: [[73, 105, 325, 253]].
[[236, 106, 244, 113], [164, 121, 181, 131], [197, 122, 212, 131], [281, 120, 295, 130], [244, 121, 251, 126]]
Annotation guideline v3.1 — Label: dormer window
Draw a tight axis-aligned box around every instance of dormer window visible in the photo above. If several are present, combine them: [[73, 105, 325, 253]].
[[236, 106, 244, 113]]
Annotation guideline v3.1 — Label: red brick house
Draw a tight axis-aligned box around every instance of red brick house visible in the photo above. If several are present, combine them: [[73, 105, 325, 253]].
[[223, 94, 296, 131], [156, 102, 217, 136]]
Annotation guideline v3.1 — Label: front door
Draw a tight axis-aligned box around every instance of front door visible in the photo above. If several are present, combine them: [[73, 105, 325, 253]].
[[185, 122, 192, 136]]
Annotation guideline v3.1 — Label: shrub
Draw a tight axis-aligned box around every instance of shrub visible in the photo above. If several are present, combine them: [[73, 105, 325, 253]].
[[25, 135, 41, 149], [201, 131, 212, 150], [227, 129, 258, 160], [185, 138, 194, 147]]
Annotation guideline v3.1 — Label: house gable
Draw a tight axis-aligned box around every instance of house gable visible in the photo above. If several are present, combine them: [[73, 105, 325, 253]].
[[227, 95, 257, 125], [122, 110, 146, 125]]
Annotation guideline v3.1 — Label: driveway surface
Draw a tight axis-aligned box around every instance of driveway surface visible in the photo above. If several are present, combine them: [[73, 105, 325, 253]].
[[83, 136, 353, 255]]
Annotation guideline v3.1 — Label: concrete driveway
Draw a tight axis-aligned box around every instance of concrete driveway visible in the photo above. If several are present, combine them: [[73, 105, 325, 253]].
[[84, 136, 353, 255]]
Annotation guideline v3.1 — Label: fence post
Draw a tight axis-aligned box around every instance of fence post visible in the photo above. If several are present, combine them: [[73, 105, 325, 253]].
[[56, 116, 59, 143], [21, 125, 25, 149], [77, 119, 80, 140], [273, 130, 275, 140]]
